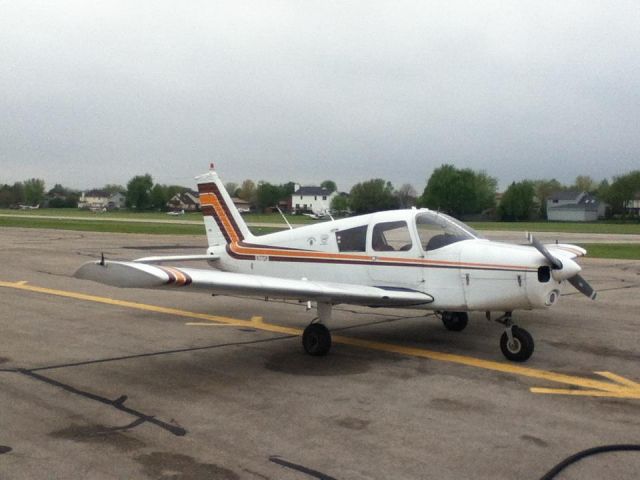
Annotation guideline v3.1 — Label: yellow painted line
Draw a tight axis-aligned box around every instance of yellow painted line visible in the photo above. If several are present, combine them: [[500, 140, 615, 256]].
[[185, 322, 248, 327], [530, 388, 640, 399], [1, 280, 639, 399], [329, 335, 637, 395], [595, 371, 640, 389], [0, 280, 253, 326]]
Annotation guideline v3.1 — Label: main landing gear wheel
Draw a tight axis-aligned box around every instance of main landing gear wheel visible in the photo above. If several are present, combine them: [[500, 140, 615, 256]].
[[500, 326, 534, 362], [302, 323, 332, 356], [441, 312, 469, 332]]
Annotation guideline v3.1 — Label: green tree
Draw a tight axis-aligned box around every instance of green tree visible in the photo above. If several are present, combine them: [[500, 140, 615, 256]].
[[47, 184, 79, 208], [419, 165, 496, 216], [349, 179, 399, 214], [103, 184, 126, 195], [24, 178, 45, 205], [126, 174, 154, 210], [498, 181, 536, 221], [395, 183, 417, 208], [150, 184, 169, 210], [572, 175, 597, 193], [281, 181, 297, 197], [0, 183, 25, 207], [238, 179, 257, 206], [320, 180, 337, 193], [330, 194, 350, 213], [255, 182, 284, 212], [602, 170, 640, 217], [224, 182, 239, 196], [533, 179, 564, 218]]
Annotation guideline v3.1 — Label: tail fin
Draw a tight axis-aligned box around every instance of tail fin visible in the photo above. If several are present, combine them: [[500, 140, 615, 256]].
[[196, 168, 253, 247]]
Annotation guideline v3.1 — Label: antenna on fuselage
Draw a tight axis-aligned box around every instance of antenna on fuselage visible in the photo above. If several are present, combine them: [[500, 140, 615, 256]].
[[276, 206, 293, 230]]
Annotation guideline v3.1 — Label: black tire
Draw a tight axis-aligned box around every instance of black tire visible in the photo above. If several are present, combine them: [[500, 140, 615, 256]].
[[441, 312, 469, 332], [500, 326, 534, 362], [302, 323, 332, 356]]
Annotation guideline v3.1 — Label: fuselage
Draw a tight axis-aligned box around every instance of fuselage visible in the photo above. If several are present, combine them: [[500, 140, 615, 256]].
[[207, 209, 565, 312]]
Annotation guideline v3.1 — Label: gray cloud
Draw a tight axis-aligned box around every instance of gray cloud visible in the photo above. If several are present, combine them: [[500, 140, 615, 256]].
[[1, 0, 639, 192]]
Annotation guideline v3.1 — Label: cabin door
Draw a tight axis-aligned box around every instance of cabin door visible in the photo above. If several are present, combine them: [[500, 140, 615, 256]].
[[367, 220, 423, 288]]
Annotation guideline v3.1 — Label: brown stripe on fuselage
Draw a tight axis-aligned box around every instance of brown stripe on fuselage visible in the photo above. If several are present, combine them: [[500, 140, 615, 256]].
[[226, 241, 536, 273]]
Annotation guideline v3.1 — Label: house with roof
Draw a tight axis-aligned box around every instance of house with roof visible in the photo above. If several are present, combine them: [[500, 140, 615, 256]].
[[546, 191, 604, 221], [291, 185, 337, 214], [78, 190, 125, 210], [167, 191, 200, 212]]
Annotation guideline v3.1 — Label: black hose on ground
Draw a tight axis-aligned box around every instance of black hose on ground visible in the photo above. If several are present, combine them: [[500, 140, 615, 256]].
[[540, 444, 640, 480]]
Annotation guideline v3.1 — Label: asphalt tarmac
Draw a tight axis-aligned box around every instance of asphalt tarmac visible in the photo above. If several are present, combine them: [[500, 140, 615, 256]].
[[0, 227, 638, 479]]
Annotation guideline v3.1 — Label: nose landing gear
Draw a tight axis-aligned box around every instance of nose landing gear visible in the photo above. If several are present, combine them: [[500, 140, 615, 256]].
[[489, 312, 535, 362]]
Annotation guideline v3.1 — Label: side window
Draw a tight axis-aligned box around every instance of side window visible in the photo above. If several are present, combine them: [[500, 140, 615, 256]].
[[372, 221, 413, 252], [336, 225, 367, 252]]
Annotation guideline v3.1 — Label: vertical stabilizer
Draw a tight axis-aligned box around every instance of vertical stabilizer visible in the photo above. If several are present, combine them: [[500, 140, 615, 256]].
[[196, 168, 253, 247]]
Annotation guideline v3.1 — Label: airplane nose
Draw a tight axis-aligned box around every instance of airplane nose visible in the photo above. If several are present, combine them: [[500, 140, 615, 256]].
[[551, 257, 581, 281]]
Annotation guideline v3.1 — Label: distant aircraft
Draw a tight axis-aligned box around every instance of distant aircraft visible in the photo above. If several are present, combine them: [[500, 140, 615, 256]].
[[19, 204, 39, 210], [76, 166, 596, 362], [167, 209, 185, 216], [302, 209, 331, 220]]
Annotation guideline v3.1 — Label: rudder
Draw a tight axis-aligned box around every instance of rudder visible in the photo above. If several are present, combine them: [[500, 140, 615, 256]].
[[196, 168, 253, 247]]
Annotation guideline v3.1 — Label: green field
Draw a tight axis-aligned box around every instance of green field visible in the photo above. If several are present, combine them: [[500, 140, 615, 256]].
[[3, 209, 639, 233], [578, 243, 640, 260], [0, 208, 317, 224], [0, 216, 282, 236], [468, 221, 640, 235]]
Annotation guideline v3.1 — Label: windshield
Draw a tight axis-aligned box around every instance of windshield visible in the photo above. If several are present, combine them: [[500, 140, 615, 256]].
[[416, 211, 482, 251]]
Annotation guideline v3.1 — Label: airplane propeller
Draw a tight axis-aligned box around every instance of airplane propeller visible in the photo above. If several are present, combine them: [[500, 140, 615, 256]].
[[527, 233, 597, 300]]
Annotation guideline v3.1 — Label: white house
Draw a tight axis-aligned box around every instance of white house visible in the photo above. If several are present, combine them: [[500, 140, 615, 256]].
[[291, 186, 337, 214], [546, 191, 604, 221], [78, 190, 125, 210]]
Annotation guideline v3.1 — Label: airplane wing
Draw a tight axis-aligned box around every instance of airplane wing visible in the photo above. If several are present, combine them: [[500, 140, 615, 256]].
[[74, 260, 433, 307]]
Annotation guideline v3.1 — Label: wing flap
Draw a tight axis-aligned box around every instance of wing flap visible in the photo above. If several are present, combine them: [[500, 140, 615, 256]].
[[74, 260, 433, 307]]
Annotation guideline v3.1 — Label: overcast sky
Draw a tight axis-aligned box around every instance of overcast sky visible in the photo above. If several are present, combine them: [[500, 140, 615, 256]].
[[1, 1, 639, 192]]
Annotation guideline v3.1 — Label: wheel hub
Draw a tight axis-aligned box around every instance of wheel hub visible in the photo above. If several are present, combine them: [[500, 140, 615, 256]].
[[507, 338, 521, 353]]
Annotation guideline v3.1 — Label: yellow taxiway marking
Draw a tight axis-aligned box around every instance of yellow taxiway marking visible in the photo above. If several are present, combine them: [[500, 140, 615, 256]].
[[1, 280, 639, 400]]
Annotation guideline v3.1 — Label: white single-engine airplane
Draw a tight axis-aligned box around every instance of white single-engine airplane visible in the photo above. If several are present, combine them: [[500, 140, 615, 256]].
[[76, 166, 596, 362]]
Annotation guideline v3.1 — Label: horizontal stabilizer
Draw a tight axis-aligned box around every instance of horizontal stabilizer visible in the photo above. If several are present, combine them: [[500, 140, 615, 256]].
[[74, 260, 434, 307]]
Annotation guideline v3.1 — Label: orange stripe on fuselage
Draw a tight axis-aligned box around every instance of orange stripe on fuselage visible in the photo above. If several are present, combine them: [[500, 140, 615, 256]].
[[228, 242, 534, 271]]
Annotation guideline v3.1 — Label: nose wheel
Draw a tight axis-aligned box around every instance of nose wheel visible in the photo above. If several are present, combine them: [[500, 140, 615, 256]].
[[490, 312, 535, 362], [500, 326, 534, 362]]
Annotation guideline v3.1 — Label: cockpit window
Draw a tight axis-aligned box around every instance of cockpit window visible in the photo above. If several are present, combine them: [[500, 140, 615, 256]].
[[416, 212, 480, 251], [372, 221, 413, 252]]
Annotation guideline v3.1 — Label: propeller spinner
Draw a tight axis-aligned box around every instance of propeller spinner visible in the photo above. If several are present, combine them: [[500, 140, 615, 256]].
[[528, 233, 597, 300]]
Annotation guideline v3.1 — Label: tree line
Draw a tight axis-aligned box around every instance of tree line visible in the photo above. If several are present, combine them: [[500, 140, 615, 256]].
[[2, 167, 639, 220]]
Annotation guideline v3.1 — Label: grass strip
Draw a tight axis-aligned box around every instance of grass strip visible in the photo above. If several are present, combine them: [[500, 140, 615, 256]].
[[579, 244, 640, 260], [0, 216, 284, 236]]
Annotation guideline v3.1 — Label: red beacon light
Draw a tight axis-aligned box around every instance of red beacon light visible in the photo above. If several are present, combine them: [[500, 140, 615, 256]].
[[209, 163, 215, 170]]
